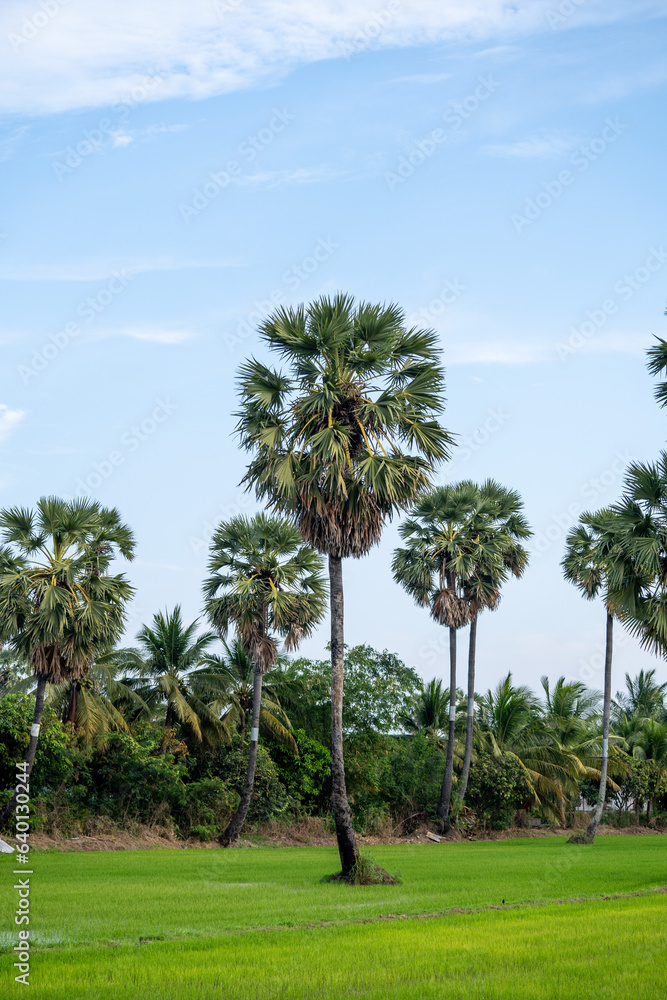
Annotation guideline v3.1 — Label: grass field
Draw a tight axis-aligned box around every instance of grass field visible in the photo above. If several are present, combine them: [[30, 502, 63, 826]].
[[2, 837, 666, 998]]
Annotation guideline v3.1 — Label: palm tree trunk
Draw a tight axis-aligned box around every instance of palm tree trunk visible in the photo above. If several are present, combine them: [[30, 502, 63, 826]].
[[329, 554, 359, 876], [437, 625, 457, 833], [587, 610, 613, 841], [64, 681, 79, 726], [0, 675, 47, 829], [218, 663, 264, 847], [459, 615, 477, 802]]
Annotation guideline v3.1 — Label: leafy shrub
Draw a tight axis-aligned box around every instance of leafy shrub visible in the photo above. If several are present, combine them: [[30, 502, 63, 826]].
[[465, 751, 530, 829]]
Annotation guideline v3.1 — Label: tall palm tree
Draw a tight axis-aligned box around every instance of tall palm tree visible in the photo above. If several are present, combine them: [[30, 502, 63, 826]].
[[563, 508, 623, 840], [459, 481, 531, 802], [203, 514, 326, 847], [118, 606, 222, 748], [236, 294, 451, 873], [393, 483, 499, 832], [0, 497, 134, 827], [607, 454, 667, 655], [646, 335, 667, 409]]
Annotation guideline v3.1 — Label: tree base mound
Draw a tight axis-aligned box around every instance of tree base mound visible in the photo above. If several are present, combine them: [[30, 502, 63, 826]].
[[327, 865, 398, 885], [567, 833, 594, 845]]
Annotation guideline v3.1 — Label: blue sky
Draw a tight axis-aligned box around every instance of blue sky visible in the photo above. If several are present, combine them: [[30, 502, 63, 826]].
[[1, 0, 667, 698]]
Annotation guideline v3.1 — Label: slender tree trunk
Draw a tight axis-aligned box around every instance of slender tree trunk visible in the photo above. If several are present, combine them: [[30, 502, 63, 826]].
[[161, 702, 174, 754], [218, 664, 264, 847], [437, 625, 457, 833], [587, 611, 613, 841], [459, 615, 477, 802], [329, 554, 359, 876], [64, 681, 79, 726], [0, 675, 47, 829]]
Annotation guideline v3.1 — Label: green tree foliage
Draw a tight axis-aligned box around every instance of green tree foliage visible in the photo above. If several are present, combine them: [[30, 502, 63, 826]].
[[465, 750, 531, 830], [283, 645, 422, 739]]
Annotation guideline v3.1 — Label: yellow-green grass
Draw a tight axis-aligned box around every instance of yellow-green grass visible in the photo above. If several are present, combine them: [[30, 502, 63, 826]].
[[11, 896, 667, 999], [2, 836, 664, 950]]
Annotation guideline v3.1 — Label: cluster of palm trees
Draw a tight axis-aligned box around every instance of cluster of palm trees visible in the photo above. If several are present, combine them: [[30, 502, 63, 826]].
[[1, 297, 667, 866]]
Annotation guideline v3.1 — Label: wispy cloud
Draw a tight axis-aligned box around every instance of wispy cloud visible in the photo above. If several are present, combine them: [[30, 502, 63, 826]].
[[480, 131, 579, 159], [388, 73, 453, 85], [0, 257, 243, 282], [0, 125, 29, 163], [446, 332, 653, 365], [110, 326, 194, 345], [0, 0, 660, 115], [0, 404, 26, 442]]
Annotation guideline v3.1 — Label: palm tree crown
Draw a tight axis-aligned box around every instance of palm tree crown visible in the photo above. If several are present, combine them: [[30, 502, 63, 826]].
[[0, 496, 135, 682], [236, 293, 453, 558], [203, 514, 327, 668]]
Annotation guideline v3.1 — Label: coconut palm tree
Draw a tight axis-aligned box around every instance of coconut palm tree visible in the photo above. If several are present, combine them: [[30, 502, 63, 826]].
[[400, 678, 455, 740], [458, 481, 532, 802], [393, 483, 499, 832], [478, 673, 590, 820], [613, 669, 667, 723], [562, 508, 624, 840], [236, 294, 451, 873], [195, 638, 298, 749], [0, 496, 134, 827], [47, 653, 148, 746], [203, 514, 326, 847], [117, 606, 222, 748]]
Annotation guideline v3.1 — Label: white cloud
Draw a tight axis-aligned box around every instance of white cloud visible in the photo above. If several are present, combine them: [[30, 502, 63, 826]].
[[112, 326, 194, 345], [0, 0, 660, 115], [481, 131, 579, 159], [0, 404, 26, 442]]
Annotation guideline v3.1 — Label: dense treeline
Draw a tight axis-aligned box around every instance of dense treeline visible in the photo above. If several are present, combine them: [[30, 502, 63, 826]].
[[2, 298, 667, 862], [1, 639, 666, 839]]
